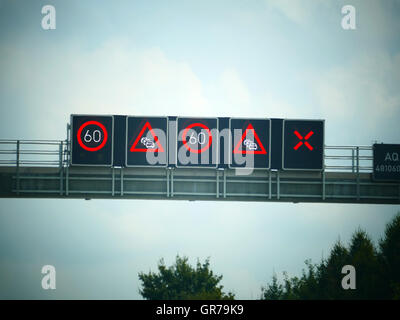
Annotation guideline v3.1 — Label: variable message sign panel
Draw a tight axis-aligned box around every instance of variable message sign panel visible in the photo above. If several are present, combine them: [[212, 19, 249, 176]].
[[126, 116, 168, 167], [283, 119, 324, 170], [176, 117, 218, 168], [229, 118, 271, 169], [71, 115, 113, 166], [69, 115, 328, 170], [373, 144, 400, 181]]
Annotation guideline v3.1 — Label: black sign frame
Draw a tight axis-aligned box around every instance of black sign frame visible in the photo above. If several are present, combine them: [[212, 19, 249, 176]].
[[176, 117, 219, 169], [228, 117, 271, 170], [372, 144, 400, 182], [282, 119, 325, 171], [70, 114, 114, 167], [125, 116, 168, 168]]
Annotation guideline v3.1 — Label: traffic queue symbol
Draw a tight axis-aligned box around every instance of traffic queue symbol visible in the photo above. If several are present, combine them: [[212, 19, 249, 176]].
[[130, 121, 165, 153], [233, 123, 267, 155], [293, 130, 314, 151], [182, 123, 212, 154], [77, 120, 108, 152]]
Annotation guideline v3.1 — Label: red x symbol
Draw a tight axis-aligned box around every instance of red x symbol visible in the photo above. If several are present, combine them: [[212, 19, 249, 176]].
[[294, 131, 314, 150]]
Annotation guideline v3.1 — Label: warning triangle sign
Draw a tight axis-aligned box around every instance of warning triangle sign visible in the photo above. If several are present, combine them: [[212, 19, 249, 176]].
[[233, 123, 267, 154], [130, 122, 165, 152]]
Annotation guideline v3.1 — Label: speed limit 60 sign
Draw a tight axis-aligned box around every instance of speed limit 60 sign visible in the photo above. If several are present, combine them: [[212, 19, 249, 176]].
[[71, 115, 113, 166], [176, 117, 218, 168]]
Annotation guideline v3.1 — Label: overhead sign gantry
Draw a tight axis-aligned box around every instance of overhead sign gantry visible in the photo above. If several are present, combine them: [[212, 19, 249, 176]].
[[1, 115, 399, 204], [70, 115, 327, 170]]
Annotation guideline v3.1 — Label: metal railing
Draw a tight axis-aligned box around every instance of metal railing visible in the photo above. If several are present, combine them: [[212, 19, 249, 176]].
[[1, 140, 398, 204], [324, 145, 373, 172], [0, 139, 69, 168], [0, 139, 373, 172]]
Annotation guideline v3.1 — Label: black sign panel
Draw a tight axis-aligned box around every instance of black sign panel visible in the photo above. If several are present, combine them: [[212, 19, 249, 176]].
[[176, 117, 218, 168], [71, 115, 113, 166], [126, 116, 168, 167], [283, 119, 324, 170], [373, 144, 400, 181], [229, 118, 270, 169], [113, 115, 127, 167], [218, 117, 229, 168], [270, 118, 283, 170]]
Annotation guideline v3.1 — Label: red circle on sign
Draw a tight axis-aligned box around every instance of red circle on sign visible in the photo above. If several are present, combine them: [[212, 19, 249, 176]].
[[77, 121, 108, 152], [182, 123, 212, 154]]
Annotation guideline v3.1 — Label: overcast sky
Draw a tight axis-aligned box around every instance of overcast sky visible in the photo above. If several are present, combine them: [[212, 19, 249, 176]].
[[0, 0, 399, 299]]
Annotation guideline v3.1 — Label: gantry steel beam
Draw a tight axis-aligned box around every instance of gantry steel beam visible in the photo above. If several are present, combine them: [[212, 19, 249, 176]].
[[1, 166, 399, 204]]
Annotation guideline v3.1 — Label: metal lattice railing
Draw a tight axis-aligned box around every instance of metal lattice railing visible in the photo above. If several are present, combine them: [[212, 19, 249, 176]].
[[0, 139, 373, 172], [0, 139, 69, 167], [324, 145, 373, 172]]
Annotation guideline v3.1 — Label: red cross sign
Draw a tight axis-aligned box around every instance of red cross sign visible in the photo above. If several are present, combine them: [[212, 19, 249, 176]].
[[293, 130, 314, 150]]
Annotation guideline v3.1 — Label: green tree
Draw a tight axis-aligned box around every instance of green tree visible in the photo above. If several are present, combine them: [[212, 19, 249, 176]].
[[260, 213, 400, 300], [296, 259, 322, 299], [379, 213, 400, 299], [138, 255, 235, 300], [347, 229, 381, 299], [261, 273, 283, 300], [316, 239, 351, 299]]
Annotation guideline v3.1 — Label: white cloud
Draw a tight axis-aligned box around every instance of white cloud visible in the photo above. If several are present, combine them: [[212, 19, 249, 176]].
[[257, 91, 303, 118], [219, 68, 251, 109], [266, 0, 333, 25], [2, 40, 302, 136], [310, 52, 400, 144], [202, 68, 254, 117], [0, 40, 210, 139]]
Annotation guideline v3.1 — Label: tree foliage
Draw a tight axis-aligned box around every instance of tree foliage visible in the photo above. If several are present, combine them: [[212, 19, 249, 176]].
[[261, 213, 400, 300], [379, 214, 400, 299], [138, 255, 235, 300]]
